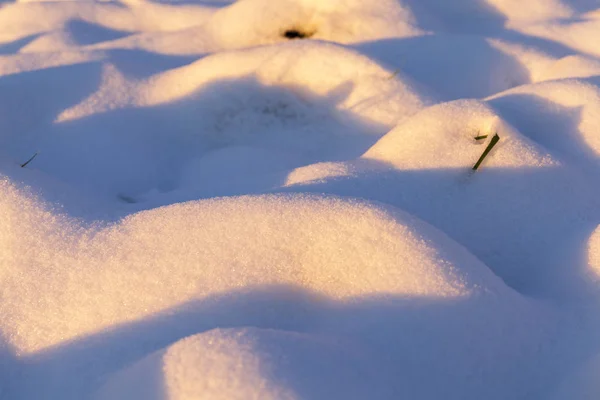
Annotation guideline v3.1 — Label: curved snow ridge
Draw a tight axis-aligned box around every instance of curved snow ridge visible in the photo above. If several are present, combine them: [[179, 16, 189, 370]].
[[586, 226, 600, 290], [483, 40, 600, 86], [354, 35, 535, 101], [408, 0, 586, 27], [513, 9, 600, 58], [139, 41, 429, 127], [34, 42, 430, 200], [0, 49, 105, 78], [90, 0, 424, 54], [488, 0, 576, 23], [0, 0, 424, 55], [55, 61, 139, 122], [536, 55, 600, 83], [0, 1, 214, 44], [488, 78, 600, 173], [54, 41, 428, 128], [363, 99, 558, 170], [204, 0, 423, 49], [395, 0, 579, 34], [94, 306, 559, 400], [284, 161, 361, 187], [93, 328, 382, 400], [0, 182, 515, 353], [88, 296, 559, 400]]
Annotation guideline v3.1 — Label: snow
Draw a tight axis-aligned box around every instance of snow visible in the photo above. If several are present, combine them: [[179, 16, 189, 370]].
[[552, 351, 600, 400], [93, 328, 386, 400], [0, 0, 599, 399], [488, 79, 600, 174]]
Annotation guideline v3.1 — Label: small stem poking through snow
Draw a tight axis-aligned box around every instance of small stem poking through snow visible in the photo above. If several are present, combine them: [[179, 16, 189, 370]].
[[387, 69, 401, 80], [474, 134, 489, 141], [21, 152, 39, 168], [472, 133, 500, 170]]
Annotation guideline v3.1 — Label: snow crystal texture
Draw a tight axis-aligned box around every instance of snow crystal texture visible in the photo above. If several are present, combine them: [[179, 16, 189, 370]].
[[0, 0, 599, 399]]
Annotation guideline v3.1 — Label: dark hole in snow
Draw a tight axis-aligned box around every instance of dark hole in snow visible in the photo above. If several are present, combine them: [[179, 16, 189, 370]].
[[283, 29, 312, 39]]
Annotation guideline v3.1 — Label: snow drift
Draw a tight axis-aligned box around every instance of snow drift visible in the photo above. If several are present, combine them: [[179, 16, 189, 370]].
[[1, 0, 600, 398]]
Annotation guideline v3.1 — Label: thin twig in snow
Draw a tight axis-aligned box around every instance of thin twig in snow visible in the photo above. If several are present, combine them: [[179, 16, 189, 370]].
[[21, 152, 39, 168], [473, 134, 500, 171]]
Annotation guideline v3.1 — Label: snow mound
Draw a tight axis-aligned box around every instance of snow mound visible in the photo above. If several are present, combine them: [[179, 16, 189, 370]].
[[0, 182, 506, 353], [204, 0, 422, 48], [515, 9, 600, 58], [0, 0, 423, 55], [139, 41, 427, 127], [355, 35, 532, 101], [1, 41, 427, 201], [536, 55, 600, 82], [1, 0, 600, 398], [364, 99, 555, 170], [488, 79, 600, 173], [94, 328, 383, 400], [286, 99, 600, 299], [489, 0, 575, 23], [0, 1, 213, 44], [284, 161, 358, 186], [47, 41, 426, 129]]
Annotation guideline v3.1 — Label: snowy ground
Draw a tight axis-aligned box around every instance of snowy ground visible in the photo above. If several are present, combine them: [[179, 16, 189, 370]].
[[1, 0, 600, 399]]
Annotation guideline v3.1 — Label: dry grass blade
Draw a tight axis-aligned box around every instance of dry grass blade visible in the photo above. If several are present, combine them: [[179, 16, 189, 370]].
[[472, 133, 500, 170]]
